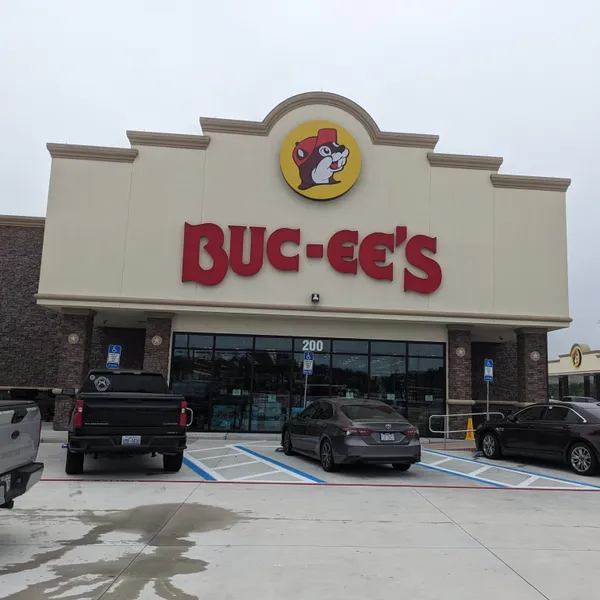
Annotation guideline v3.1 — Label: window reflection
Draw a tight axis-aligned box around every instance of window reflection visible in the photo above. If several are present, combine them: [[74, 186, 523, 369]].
[[369, 356, 407, 417], [170, 334, 446, 434], [331, 355, 368, 399], [407, 357, 445, 436], [370, 341, 406, 356], [211, 350, 252, 431], [291, 353, 330, 413], [215, 335, 253, 350], [408, 343, 444, 358], [252, 350, 293, 432]]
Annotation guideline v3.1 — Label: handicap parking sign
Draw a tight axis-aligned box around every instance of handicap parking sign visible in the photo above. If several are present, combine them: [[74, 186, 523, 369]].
[[106, 344, 122, 369]]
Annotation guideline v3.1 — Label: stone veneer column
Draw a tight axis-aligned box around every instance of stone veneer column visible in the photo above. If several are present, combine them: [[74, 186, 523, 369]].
[[516, 328, 548, 405], [143, 316, 173, 380], [53, 310, 95, 431], [447, 328, 472, 439]]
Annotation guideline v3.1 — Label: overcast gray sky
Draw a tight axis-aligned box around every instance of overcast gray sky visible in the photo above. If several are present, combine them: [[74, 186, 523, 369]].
[[1, 0, 598, 357]]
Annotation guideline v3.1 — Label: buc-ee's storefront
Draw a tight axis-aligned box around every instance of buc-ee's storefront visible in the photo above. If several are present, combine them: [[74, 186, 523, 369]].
[[34, 92, 571, 434], [548, 344, 600, 400]]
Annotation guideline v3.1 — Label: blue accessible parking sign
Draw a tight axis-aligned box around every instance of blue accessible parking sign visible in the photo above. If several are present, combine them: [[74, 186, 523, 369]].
[[484, 358, 493, 382], [303, 351, 314, 375], [106, 344, 122, 369]]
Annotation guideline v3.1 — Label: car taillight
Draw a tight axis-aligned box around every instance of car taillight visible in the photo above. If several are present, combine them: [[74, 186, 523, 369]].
[[73, 398, 84, 428], [340, 427, 373, 437], [179, 400, 188, 427], [402, 427, 419, 438]]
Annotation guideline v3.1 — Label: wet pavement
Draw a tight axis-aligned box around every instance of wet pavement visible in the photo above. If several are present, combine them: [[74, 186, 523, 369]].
[[1, 441, 599, 598]]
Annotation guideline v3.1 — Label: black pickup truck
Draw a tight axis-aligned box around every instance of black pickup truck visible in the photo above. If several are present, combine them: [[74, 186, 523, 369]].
[[65, 370, 189, 475]]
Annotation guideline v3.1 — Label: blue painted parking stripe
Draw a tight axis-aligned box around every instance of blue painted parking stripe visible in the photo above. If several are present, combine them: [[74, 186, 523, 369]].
[[183, 456, 216, 481], [417, 462, 507, 487], [423, 449, 600, 489], [234, 445, 326, 484]]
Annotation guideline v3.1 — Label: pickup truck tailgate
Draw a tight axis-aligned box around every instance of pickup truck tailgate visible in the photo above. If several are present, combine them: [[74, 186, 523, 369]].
[[77, 393, 182, 434], [0, 401, 41, 473]]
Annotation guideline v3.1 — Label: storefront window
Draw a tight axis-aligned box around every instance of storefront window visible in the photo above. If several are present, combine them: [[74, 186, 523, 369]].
[[215, 335, 253, 350], [291, 353, 331, 413], [170, 349, 193, 383], [407, 356, 445, 436], [408, 343, 444, 358], [333, 339, 369, 354], [251, 350, 293, 432], [548, 376, 560, 400], [255, 337, 293, 351], [568, 374, 585, 396], [173, 334, 188, 348], [369, 356, 407, 416], [169, 333, 446, 433], [211, 350, 252, 430], [188, 334, 213, 349], [370, 341, 406, 356], [331, 354, 369, 398]]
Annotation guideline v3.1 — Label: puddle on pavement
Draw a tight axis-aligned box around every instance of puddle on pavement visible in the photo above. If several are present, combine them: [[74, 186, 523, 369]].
[[0, 503, 247, 600]]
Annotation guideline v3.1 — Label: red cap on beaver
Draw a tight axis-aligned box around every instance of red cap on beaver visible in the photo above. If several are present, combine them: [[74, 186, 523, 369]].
[[293, 128, 338, 167]]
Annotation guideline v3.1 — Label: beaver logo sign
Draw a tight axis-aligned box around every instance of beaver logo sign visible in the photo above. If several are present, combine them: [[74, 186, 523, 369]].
[[280, 120, 361, 201], [571, 345, 583, 368]]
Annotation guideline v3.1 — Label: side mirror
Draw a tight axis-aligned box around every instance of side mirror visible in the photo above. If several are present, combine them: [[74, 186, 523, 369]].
[[507, 414, 516, 423], [62, 388, 76, 398]]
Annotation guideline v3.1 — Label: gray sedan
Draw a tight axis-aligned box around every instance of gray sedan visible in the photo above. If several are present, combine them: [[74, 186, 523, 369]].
[[281, 398, 421, 472]]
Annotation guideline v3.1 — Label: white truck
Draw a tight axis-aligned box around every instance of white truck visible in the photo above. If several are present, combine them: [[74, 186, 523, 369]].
[[0, 400, 44, 509]]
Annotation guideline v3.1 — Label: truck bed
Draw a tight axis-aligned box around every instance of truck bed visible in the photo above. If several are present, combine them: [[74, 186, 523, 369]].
[[0, 401, 42, 472], [0, 400, 44, 506]]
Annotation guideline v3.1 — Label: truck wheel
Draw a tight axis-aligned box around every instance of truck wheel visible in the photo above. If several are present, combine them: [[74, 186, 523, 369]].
[[65, 451, 84, 475], [163, 452, 183, 473]]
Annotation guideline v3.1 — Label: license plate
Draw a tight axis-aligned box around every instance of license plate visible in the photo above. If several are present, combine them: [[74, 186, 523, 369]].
[[380, 433, 395, 442], [1, 473, 11, 493], [121, 435, 141, 446]]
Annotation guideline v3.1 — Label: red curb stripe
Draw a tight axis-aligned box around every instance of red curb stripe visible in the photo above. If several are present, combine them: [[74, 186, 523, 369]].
[[39, 478, 600, 491]]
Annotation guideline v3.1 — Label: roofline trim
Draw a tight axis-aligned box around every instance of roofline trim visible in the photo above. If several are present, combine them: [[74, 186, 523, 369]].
[[427, 152, 503, 171], [0, 215, 45, 227], [200, 91, 440, 149], [126, 130, 211, 150], [491, 174, 571, 192], [47, 143, 138, 163]]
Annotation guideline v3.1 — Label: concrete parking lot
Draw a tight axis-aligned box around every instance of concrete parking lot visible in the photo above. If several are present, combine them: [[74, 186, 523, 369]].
[[1, 440, 598, 599]]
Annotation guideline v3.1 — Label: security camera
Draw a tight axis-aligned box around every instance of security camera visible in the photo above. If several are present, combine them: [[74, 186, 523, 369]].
[[311, 293, 320, 304]]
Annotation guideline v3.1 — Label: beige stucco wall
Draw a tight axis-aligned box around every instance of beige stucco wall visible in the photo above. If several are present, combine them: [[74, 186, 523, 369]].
[[172, 314, 447, 342], [38, 95, 570, 330]]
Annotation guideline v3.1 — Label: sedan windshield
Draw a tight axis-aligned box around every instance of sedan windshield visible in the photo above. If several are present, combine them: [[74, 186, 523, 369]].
[[341, 404, 405, 421]]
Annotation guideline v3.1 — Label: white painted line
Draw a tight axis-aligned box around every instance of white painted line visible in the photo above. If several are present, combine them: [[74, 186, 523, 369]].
[[428, 457, 454, 467], [213, 460, 260, 471], [183, 454, 226, 481], [423, 449, 600, 489], [186, 446, 229, 454], [232, 470, 280, 481], [237, 445, 281, 449], [417, 462, 511, 487], [235, 446, 319, 483], [468, 465, 492, 477], [195, 452, 243, 461], [229, 440, 269, 446], [517, 475, 540, 487]]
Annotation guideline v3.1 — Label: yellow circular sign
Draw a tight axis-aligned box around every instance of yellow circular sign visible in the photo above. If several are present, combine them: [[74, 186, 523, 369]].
[[280, 120, 361, 201], [571, 345, 582, 368]]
